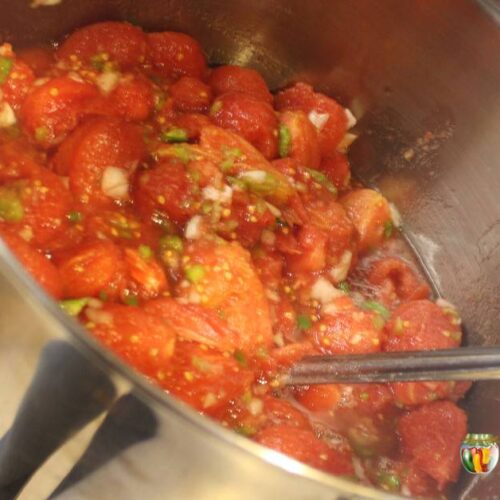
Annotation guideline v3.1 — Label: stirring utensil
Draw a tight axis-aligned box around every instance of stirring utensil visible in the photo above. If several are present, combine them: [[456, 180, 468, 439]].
[[284, 346, 500, 385]]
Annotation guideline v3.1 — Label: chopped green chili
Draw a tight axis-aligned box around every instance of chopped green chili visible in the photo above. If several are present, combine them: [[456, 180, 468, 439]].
[[297, 314, 312, 330], [185, 264, 206, 283], [0, 188, 24, 222], [59, 297, 89, 316], [161, 128, 188, 143], [278, 123, 291, 158], [0, 57, 13, 84], [361, 300, 391, 320]]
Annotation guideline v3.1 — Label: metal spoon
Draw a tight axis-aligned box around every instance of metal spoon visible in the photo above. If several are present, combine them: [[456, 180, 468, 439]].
[[284, 346, 500, 385]]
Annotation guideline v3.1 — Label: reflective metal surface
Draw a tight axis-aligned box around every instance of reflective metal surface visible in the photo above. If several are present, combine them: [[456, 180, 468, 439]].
[[1, 1, 499, 498]]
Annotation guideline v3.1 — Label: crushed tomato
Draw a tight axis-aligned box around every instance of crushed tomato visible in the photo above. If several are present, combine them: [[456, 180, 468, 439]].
[[0, 23, 469, 497]]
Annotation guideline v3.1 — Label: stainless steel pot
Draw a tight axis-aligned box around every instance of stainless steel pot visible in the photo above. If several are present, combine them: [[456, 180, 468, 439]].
[[1, 1, 499, 498]]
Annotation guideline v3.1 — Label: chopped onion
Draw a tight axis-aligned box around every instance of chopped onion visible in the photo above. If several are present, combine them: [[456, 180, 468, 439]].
[[185, 215, 202, 239], [239, 170, 267, 183], [101, 166, 129, 199], [308, 110, 330, 130], [273, 333, 285, 347], [264, 201, 281, 217], [344, 108, 357, 129], [436, 298, 457, 311], [19, 226, 34, 242], [389, 202, 402, 228], [352, 457, 368, 482], [322, 302, 339, 316], [337, 132, 358, 153], [202, 392, 217, 409], [67, 72, 84, 83], [261, 229, 276, 246], [265, 289, 280, 302], [33, 77, 50, 87], [248, 398, 263, 416], [329, 250, 353, 283], [86, 298, 103, 309], [401, 485, 411, 497], [96, 71, 120, 94], [202, 184, 233, 204], [310, 277, 344, 304], [85, 307, 113, 326], [188, 289, 201, 304], [0, 102, 16, 127]]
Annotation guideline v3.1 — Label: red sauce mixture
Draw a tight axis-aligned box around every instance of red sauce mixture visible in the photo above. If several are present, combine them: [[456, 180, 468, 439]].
[[0, 22, 469, 496]]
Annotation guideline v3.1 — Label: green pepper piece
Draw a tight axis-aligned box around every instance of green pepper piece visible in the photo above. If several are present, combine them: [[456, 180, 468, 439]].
[[278, 123, 291, 158], [383, 220, 394, 238], [377, 472, 400, 492], [239, 171, 279, 197], [361, 300, 391, 320], [305, 168, 338, 196], [123, 294, 139, 306], [60, 297, 89, 316], [0, 57, 13, 84], [0, 187, 24, 222], [138, 244, 153, 260], [160, 234, 183, 253], [185, 264, 206, 283], [161, 128, 188, 143], [67, 211, 83, 223], [233, 349, 247, 367], [297, 314, 312, 330]]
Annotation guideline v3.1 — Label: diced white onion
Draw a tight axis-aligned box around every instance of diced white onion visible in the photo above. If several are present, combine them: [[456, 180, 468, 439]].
[[265, 289, 280, 302], [202, 392, 217, 409], [344, 108, 357, 129], [33, 77, 50, 87], [95, 71, 120, 94], [239, 170, 266, 183], [401, 485, 412, 497], [337, 132, 358, 153], [308, 110, 330, 130], [248, 398, 263, 416], [273, 333, 285, 347], [264, 202, 281, 217], [261, 229, 276, 246], [436, 298, 457, 311], [67, 72, 84, 83], [86, 298, 103, 309], [436, 298, 461, 324], [19, 226, 34, 242], [0, 102, 16, 127], [329, 250, 353, 283], [322, 302, 339, 316], [310, 276, 344, 304], [101, 166, 129, 199], [85, 307, 113, 326], [389, 202, 402, 228], [202, 184, 233, 204], [352, 457, 368, 482], [185, 215, 202, 239], [188, 289, 201, 304]]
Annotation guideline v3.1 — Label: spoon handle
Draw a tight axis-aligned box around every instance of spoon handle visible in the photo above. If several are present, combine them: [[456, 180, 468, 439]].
[[285, 346, 500, 385]]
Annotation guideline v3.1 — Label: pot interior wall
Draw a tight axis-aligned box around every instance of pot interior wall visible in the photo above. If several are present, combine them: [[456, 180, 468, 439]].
[[1, 1, 500, 498]]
